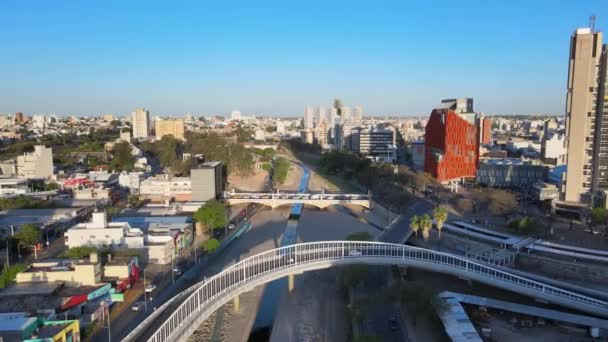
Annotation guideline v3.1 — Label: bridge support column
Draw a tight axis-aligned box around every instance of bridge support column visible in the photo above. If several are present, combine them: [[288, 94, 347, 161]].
[[288, 274, 295, 293], [233, 295, 240, 312]]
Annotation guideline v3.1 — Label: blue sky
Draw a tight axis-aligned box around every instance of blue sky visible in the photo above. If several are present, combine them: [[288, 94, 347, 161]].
[[1, 1, 606, 117]]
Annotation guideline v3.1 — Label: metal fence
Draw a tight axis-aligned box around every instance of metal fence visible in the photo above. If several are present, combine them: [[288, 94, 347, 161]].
[[127, 241, 608, 342]]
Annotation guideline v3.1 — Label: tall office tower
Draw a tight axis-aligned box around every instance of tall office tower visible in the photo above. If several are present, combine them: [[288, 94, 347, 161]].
[[424, 99, 479, 183], [562, 28, 603, 204], [353, 106, 363, 121], [303, 106, 314, 129], [341, 106, 352, 122], [155, 118, 185, 140], [329, 107, 339, 143], [302, 106, 314, 144], [131, 108, 151, 139], [333, 98, 343, 116], [592, 44, 608, 197], [316, 106, 326, 125]]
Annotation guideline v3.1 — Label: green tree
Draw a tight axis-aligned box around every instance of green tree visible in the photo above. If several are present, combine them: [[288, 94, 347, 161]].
[[15, 224, 41, 250], [110, 141, 135, 172], [345, 231, 373, 241], [409, 215, 421, 237], [0, 264, 26, 288], [591, 208, 608, 226], [272, 157, 290, 185], [193, 200, 226, 232], [420, 214, 433, 240], [156, 135, 180, 168], [201, 238, 220, 254], [433, 206, 448, 238], [128, 195, 140, 207], [60, 246, 97, 259]]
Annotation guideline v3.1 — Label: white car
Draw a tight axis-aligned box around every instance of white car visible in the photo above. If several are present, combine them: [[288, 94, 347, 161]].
[[131, 301, 144, 311], [349, 250, 362, 256], [145, 284, 157, 293], [310, 195, 320, 199], [228, 224, 235, 230]]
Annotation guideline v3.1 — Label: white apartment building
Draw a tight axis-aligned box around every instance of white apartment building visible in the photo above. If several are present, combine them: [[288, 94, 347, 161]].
[[541, 133, 566, 162], [118, 172, 145, 194], [131, 108, 151, 139], [16, 145, 53, 179], [65, 212, 144, 249], [139, 175, 192, 202]]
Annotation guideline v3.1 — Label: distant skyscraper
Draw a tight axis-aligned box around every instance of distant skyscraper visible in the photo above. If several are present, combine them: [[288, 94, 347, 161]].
[[131, 108, 151, 139], [562, 28, 603, 204], [316, 106, 326, 125], [333, 98, 343, 116], [353, 106, 363, 121], [303, 106, 314, 129]]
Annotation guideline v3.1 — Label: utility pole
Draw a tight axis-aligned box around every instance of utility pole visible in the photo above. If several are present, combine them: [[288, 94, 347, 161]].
[[143, 269, 147, 313], [171, 253, 175, 285]]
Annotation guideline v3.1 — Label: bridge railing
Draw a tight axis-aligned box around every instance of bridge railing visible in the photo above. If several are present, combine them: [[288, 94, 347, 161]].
[[133, 241, 608, 342]]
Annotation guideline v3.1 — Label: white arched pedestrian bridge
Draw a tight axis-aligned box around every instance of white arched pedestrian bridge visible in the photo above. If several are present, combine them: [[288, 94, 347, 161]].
[[125, 241, 608, 342]]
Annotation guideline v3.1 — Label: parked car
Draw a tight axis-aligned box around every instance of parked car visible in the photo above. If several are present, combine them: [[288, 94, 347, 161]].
[[145, 284, 157, 293], [388, 317, 399, 331], [228, 224, 235, 230], [173, 267, 182, 276], [131, 301, 144, 311]]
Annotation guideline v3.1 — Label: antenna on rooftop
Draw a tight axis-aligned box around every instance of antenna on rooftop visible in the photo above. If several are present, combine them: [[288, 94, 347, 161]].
[[590, 15, 596, 32]]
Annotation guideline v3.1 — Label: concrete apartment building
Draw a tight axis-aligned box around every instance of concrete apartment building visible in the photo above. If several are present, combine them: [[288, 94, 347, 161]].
[[131, 108, 151, 139], [155, 118, 185, 140], [16, 145, 53, 179], [65, 212, 144, 249], [139, 174, 191, 202], [561, 28, 605, 204], [191, 160, 224, 202]]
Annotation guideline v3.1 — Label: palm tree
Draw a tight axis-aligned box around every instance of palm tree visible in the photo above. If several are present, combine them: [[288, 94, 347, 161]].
[[409, 215, 421, 237], [433, 206, 448, 238], [420, 214, 433, 240]]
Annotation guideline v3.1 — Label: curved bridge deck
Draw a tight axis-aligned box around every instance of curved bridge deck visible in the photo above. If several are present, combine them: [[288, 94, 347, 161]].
[[125, 241, 608, 342]]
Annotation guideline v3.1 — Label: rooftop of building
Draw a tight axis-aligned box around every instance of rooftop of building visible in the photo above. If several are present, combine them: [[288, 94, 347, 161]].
[[0, 178, 28, 185], [37, 320, 74, 338], [480, 158, 543, 166], [0, 316, 38, 332]]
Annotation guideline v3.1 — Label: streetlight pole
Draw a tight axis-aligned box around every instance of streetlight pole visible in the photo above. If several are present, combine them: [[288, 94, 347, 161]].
[[143, 270, 147, 313], [171, 253, 175, 285]]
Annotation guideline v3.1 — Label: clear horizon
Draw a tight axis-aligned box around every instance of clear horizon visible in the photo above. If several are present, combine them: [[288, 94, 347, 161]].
[[1, 1, 606, 117]]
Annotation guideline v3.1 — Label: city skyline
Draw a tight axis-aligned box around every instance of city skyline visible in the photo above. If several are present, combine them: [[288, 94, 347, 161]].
[[1, 1, 606, 116]]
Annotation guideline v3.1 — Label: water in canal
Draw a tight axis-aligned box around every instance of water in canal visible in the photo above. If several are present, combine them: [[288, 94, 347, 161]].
[[248, 165, 309, 340]]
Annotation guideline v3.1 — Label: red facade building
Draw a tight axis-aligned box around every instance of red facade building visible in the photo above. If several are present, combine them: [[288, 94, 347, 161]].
[[480, 117, 492, 145], [424, 109, 479, 183]]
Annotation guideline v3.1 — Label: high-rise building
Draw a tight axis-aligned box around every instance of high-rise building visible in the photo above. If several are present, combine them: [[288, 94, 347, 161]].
[[131, 108, 151, 139], [592, 37, 608, 198], [303, 106, 314, 129], [17, 145, 54, 179], [561, 28, 603, 204], [479, 116, 492, 145], [352, 127, 396, 162], [424, 99, 479, 183], [316, 106, 326, 125], [103, 114, 114, 122], [353, 106, 363, 121], [14, 112, 24, 123], [155, 118, 185, 140]]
